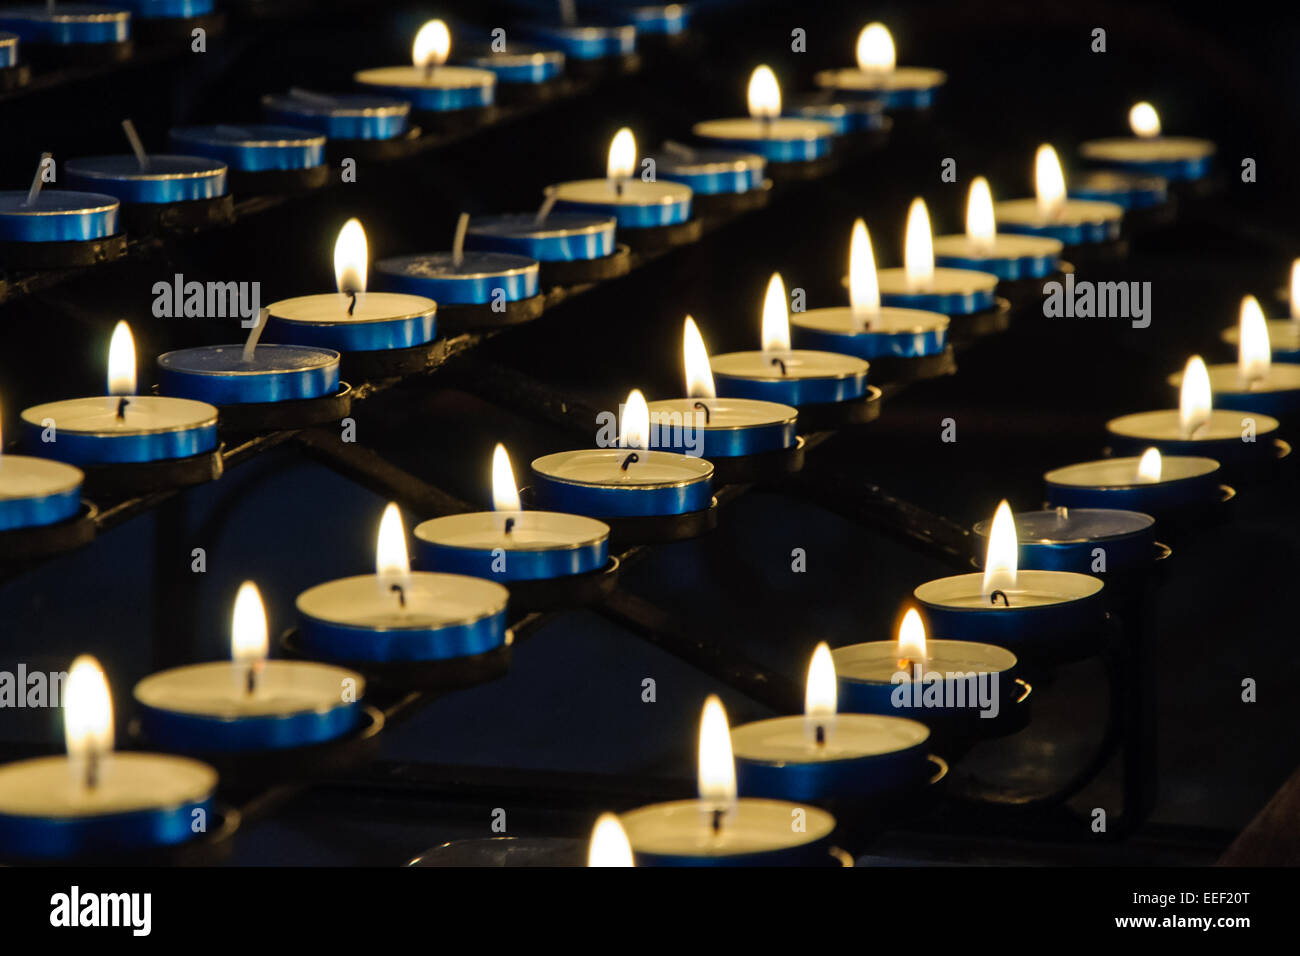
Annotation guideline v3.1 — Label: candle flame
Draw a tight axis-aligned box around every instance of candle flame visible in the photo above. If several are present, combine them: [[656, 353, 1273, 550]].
[[491, 443, 522, 512], [64, 655, 113, 768], [855, 22, 895, 73], [966, 176, 997, 255], [1129, 102, 1161, 138], [904, 197, 935, 293], [412, 19, 450, 69], [606, 127, 636, 184], [896, 607, 927, 668], [683, 315, 716, 399], [107, 321, 136, 396], [981, 500, 1018, 598], [848, 218, 880, 327], [1034, 144, 1066, 220], [804, 642, 837, 720], [375, 502, 410, 578], [587, 813, 635, 867], [1179, 356, 1213, 438], [334, 218, 368, 296], [761, 272, 791, 353], [1238, 295, 1271, 386], [697, 694, 737, 808], [231, 580, 268, 666], [1137, 447, 1163, 482], [620, 388, 650, 450], [746, 65, 781, 120], [1290, 260, 1300, 322]]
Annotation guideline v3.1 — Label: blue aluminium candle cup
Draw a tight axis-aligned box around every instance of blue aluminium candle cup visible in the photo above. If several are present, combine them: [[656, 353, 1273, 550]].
[[116, 0, 213, 17], [711, 351, 870, 406], [622, 3, 690, 35], [0, 5, 131, 45], [375, 251, 540, 305], [783, 97, 885, 136], [262, 91, 410, 141], [1068, 170, 1168, 210], [791, 306, 949, 361], [266, 293, 437, 353], [692, 121, 834, 163], [157, 344, 340, 405], [1044, 456, 1222, 518], [413, 511, 610, 581], [932, 250, 1059, 281], [169, 124, 325, 172], [550, 184, 692, 229], [465, 213, 615, 262], [352, 65, 495, 112], [0, 190, 119, 242], [880, 286, 996, 316], [650, 145, 765, 196], [0, 456, 83, 530], [64, 155, 227, 205], [0, 31, 18, 67], [463, 47, 564, 85], [973, 508, 1156, 575], [531, 449, 713, 517], [519, 22, 636, 60]]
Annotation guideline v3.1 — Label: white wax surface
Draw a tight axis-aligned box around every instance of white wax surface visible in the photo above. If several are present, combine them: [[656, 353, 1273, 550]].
[[691, 117, 834, 144], [414, 510, 609, 551], [1170, 364, 1300, 396], [915, 570, 1102, 609], [0, 753, 216, 818], [621, 798, 835, 857], [550, 178, 691, 209], [876, 266, 999, 297], [646, 397, 797, 430], [814, 66, 947, 92], [354, 65, 495, 91], [1223, 320, 1300, 352], [268, 292, 435, 326], [532, 449, 712, 487], [833, 639, 1017, 685], [1045, 455, 1219, 488], [1079, 137, 1214, 163], [731, 713, 930, 763], [0, 455, 82, 498], [931, 233, 1064, 261], [711, 349, 867, 381], [793, 305, 948, 335], [994, 198, 1123, 228], [134, 660, 363, 719], [1107, 409, 1278, 442], [20, 396, 217, 436], [297, 572, 508, 629]]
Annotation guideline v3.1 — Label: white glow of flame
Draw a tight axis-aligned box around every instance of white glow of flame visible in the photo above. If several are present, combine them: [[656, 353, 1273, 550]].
[[683, 315, 716, 399], [231, 580, 268, 665], [897, 607, 927, 667], [981, 500, 1019, 598], [412, 19, 450, 69], [1290, 260, 1300, 322], [761, 272, 791, 353], [855, 22, 895, 73], [375, 502, 410, 578], [966, 176, 997, 255], [1034, 144, 1067, 220], [587, 813, 635, 867], [64, 655, 113, 765], [492, 443, 522, 512], [1179, 356, 1213, 438], [334, 218, 367, 295], [1129, 102, 1161, 138], [746, 65, 781, 120], [1238, 295, 1271, 385], [107, 321, 136, 396], [620, 388, 650, 450], [904, 197, 935, 292], [606, 127, 636, 184], [697, 694, 737, 807], [1136, 447, 1163, 482], [804, 642, 837, 720], [848, 218, 880, 326]]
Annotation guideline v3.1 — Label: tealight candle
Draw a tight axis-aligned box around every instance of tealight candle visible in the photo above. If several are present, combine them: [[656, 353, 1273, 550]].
[[461, 43, 565, 92], [932, 177, 1064, 281], [648, 141, 768, 213], [550, 127, 693, 231], [21, 321, 218, 466], [621, 696, 836, 866], [877, 198, 1000, 316], [1108, 355, 1280, 466], [0, 153, 122, 269], [415, 443, 610, 582], [712, 272, 870, 409], [1080, 102, 1215, 182], [973, 504, 1156, 575], [354, 19, 495, 116], [588, 813, 634, 867], [0, 31, 29, 90], [782, 92, 886, 137], [813, 23, 947, 109], [733, 643, 935, 802], [692, 66, 835, 164], [464, 210, 622, 287], [0, 4, 132, 64], [169, 123, 327, 193], [0, 30, 17, 68], [914, 501, 1105, 659], [0, 656, 217, 861], [1067, 169, 1169, 212], [297, 503, 510, 664], [1170, 297, 1300, 416], [1221, 263, 1300, 362], [995, 145, 1123, 246], [136, 582, 365, 752], [1045, 448, 1222, 521], [518, 14, 636, 63], [623, 3, 690, 36], [262, 89, 412, 142], [0, 409, 83, 531]]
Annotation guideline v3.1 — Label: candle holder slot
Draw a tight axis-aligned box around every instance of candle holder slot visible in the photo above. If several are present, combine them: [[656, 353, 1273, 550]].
[[946, 297, 1012, 347], [119, 193, 236, 236], [0, 62, 30, 92], [24, 40, 133, 70], [132, 12, 226, 45], [504, 556, 621, 612], [861, 346, 957, 387], [78, 446, 224, 497], [412, 104, 499, 136], [325, 126, 425, 164], [585, 496, 719, 546], [763, 152, 840, 185], [214, 382, 353, 435], [615, 216, 704, 254], [279, 628, 513, 694], [436, 292, 547, 333], [338, 342, 439, 382], [997, 263, 1074, 314], [408, 835, 586, 867], [708, 435, 806, 485], [0, 500, 97, 562], [794, 385, 882, 432], [539, 243, 632, 288], [0, 232, 127, 271], [689, 179, 774, 218], [226, 165, 330, 196]]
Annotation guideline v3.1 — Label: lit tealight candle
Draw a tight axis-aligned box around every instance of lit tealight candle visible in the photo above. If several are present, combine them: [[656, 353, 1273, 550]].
[[549, 127, 693, 229], [620, 695, 837, 866], [914, 501, 1105, 659], [0, 656, 217, 861], [297, 503, 511, 664], [732, 642, 937, 801], [974, 502, 1157, 575], [1045, 447, 1223, 522], [135, 582, 366, 752], [21, 321, 218, 465], [587, 812, 634, 867], [1170, 296, 1300, 415], [0, 406, 83, 531], [877, 198, 1000, 315], [692, 65, 835, 164], [1221, 262, 1300, 362], [414, 443, 610, 582], [813, 22, 947, 109], [995, 145, 1124, 246], [1080, 102, 1215, 182], [932, 177, 1064, 281], [354, 19, 496, 114]]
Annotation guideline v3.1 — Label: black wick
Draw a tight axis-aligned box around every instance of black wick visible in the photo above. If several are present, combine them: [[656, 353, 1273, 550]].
[[620, 451, 639, 470], [693, 400, 710, 425], [85, 750, 100, 791], [245, 665, 257, 696], [711, 807, 724, 835], [990, 589, 1010, 607], [503, 516, 516, 535], [815, 724, 826, 746], [390, 582, 407, 608], [615, 180, 624, 198], [347, 291, 357, 316], [115, 396, 130, 421], [770, 356, 787, 376]]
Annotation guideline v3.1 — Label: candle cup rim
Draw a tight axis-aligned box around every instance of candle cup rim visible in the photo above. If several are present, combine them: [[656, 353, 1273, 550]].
[[4, 8, 131, 24], [64, 156, 228, 183], [832, 638, 1019, 679], [914, 569, 1104, 608], [794, 304, 950, 335], [376, 252, 540, 282], [994, 196, 1124, 226], [551, 178, 693, 206], [20, 396, 218, 437], [972, 507, 1155, 544], [813, 66, 948, 91], [467, 212, 616, 240], [354, 65, 496, 91], [692, 116, 836, 143], [1079, 136, 1215, 159], [463, 49, 564, 67], [1169, 365, 1300, 395], [712, 349, 868, 382], [651, 149, 765, 176], [731, 712, 932, 763], [0, 190, 120, 216], [620, 797, 836, 854], [413, 511, 610, 553], [134, 660, 365, 721], [0, 454, 85, 496], [1106, 408, 1279, 439]]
